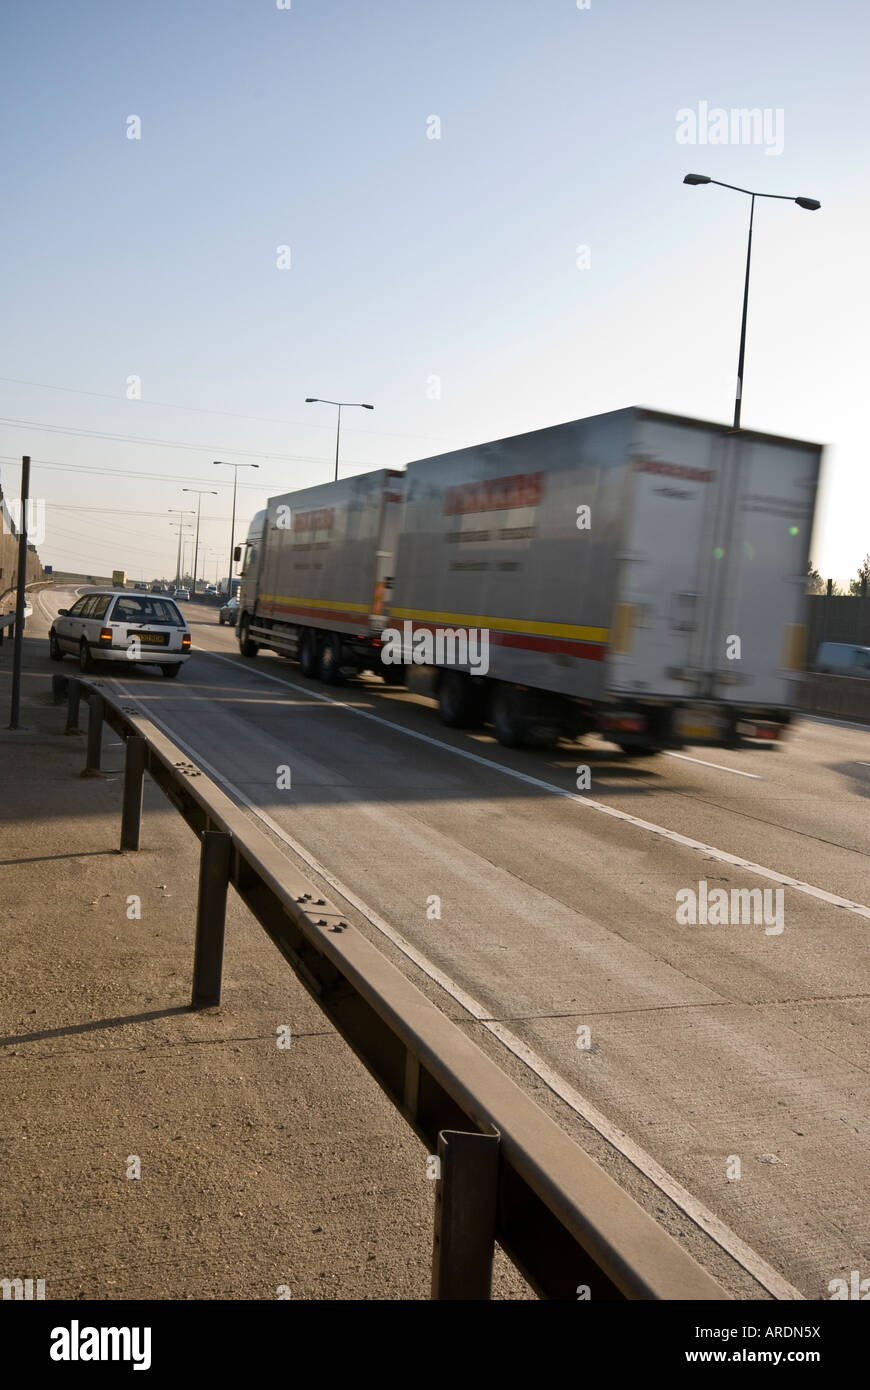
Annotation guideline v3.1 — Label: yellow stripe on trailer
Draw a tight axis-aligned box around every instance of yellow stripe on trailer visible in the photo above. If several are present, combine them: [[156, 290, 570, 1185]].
[[259, 594, 370, 614], [390, 606, 608, 644]]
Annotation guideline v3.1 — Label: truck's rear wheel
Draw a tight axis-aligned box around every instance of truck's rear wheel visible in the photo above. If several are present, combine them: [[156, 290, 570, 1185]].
[[318, 633, 343, 684], [614, 741, 661, 757], [239, 618, 259, 658], [438, 671, 485, 728], [299, 629, 319, 677], [491, 684, 527, 747]]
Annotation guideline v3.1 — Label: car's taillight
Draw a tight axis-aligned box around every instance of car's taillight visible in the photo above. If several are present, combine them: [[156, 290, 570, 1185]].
[[99, 627, 113, 645], [182, 633, 191, 650]]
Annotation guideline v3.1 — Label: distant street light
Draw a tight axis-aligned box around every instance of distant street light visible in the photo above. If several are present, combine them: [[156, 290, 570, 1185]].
[[305, 397, 374, 481], [683, 175, 821, 429], [213, 461, 259, 595], [168, 509, 195, 588], [182, 487, 217, 595]]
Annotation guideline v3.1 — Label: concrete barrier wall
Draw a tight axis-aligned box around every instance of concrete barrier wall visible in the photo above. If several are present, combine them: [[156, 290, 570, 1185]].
[[807, 594, 870, 651], [0, 535, 44, 607]]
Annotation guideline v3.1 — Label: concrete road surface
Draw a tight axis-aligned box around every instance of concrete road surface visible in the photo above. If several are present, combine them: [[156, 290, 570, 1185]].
[[28, 586, 870, 1298]]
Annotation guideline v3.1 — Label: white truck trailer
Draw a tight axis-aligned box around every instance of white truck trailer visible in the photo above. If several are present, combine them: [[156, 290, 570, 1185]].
[[236, 407, 821, 752], [235, 468, 405, 682]]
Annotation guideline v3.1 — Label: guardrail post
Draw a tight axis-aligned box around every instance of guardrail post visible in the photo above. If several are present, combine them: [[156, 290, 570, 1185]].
[[65, 679, 81, 734], [120, 736, 147, 851], [51, 673, 67, 705], [85, 691, 104, 771], [431, 1129, 500, 1300], [191, 831, 232, 1008]]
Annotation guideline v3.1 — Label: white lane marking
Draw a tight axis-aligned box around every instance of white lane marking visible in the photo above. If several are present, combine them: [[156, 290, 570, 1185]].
[[198, 648, 870, 923], [112, 674, 805, 1300], [856, 763, 870, 769], [665, 751, 762, 780]]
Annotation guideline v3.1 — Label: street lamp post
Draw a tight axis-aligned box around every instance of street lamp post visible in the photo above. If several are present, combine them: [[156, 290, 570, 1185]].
[[304, 397, 374, 480], [168, 510, 195, 589], [182, 487, 218, 595], [213, 461, 259, 596], [683, 175, 820, 429]]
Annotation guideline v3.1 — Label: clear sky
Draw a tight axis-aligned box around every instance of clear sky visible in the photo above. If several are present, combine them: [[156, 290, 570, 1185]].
[[1, 0, 866, 584]]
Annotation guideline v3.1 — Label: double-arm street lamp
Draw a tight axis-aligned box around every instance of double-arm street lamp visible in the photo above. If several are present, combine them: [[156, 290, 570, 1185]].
[[683, 174, 821, 429], [213, 461, 259, 595], [182, 487, 217, 595], [305, 397, 374, 480]]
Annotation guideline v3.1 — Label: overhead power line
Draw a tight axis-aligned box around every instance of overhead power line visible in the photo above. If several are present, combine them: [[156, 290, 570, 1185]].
[[0, 416, 372, 465], [0, 374, 449, 444], [0, 453, 275, 490]]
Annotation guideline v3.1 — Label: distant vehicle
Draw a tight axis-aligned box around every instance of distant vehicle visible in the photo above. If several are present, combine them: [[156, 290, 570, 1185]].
[[134, 582, 150, 592], [111, 569, 127, 589], [815, 642, 870, 676], [218, 596, 239, 626], [173, 588, 190, 601], [48, 591, 191, 677], [205, 585, 217, 596], [151, 583, 166, 594]]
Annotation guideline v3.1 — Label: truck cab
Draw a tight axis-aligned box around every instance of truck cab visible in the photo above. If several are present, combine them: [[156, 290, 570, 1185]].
[[236, 510, 266, 637]]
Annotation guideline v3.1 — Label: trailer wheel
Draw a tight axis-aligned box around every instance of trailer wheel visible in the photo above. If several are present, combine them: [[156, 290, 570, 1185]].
[[239, 618, 259, 658], [491, 685, 527, 747], [299, 629, 319, 677], [438, 671, 485, 728], [382, 662, 409, 688], [318, 633, 343, 684], [722, 714, 741, 750]]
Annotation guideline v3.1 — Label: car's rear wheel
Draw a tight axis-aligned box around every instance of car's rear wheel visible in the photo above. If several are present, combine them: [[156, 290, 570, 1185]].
[[79, 639, 94, 673], [49, 631, 64, 662], [161, 664, 181, 679]]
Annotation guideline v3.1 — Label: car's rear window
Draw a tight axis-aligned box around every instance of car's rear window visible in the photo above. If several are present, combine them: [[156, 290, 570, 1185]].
[[109, 596, 185, 626], [80, 595, 112, 619]]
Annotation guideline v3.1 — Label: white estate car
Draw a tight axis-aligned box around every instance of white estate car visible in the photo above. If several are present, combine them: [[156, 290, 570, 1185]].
[[49, 591, 192, 678]]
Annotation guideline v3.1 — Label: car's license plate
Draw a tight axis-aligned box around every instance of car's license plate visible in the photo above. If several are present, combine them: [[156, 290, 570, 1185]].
[[675, 708, 726, 741], [134, 632, 168, 645]]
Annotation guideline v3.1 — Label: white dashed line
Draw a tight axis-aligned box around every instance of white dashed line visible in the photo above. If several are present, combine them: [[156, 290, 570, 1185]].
[[665, 751, 762, 779]]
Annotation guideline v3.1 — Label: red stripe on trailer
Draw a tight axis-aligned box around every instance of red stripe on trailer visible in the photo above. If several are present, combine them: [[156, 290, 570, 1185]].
[[261, 600, 369, 627], [403, 621, 607, 662]]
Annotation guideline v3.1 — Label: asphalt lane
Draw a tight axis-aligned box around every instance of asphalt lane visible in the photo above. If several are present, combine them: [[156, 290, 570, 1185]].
[[36, 589, 870, 1298]]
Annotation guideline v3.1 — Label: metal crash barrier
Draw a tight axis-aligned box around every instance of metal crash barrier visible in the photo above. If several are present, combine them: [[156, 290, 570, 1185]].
[[53, 673, 728, 1302]]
